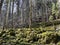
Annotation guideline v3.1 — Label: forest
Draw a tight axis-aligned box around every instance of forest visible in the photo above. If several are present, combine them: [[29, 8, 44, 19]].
[[0, 0, 60, 45]]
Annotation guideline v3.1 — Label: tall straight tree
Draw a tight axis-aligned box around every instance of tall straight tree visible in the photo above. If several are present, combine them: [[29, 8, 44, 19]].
[[6, 0, 10, 29], [2, 0, 8, 30], [0, 0, 4, 13], [29, 0, 32, 30], [0, 0, 4, 29], [17, 0, 19, 28], [20, 0, 23, 29], [11, 0, 14, 29]]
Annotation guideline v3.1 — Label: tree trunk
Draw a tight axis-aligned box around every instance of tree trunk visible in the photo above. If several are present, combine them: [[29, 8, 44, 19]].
[[0, 0, 4, 29], [0, 0, 4, 13], [6, 0, 10, 29], [11, 0, 14, 29], [29, 0, 32, 30]]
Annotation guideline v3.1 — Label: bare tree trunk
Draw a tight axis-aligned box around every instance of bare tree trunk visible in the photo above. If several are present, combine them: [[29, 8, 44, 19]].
[[0, 0, 4, 29], [6, 0, 10, 30], [0, 0, 4, 13], [29, 0, 32, 30], [11, 0, 14, 29], [20, 0, 24, 30], [17, 0, 19, 28]]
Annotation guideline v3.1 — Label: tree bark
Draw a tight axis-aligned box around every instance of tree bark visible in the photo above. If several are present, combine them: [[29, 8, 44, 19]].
[[29, 0, 32, 30], [6, 0, 10, 29], [11, 0, 14, 29], [0, 0, 4, 13], [0, 0, 4, 29]]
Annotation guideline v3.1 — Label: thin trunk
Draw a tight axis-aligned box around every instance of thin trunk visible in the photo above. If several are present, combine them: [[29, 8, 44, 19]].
[[29, 0, 32, 30], [42, 6, 43, 22], [0, 0, 4, 29], [6, 0, 10, 29], [20, 0, 23, 30], [0, 0, 4, 13], [12, 0, 14, 29], [17, 0, 19, 28]]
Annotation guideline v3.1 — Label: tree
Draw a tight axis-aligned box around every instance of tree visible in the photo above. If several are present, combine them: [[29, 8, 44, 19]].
[[11, 0, 14, 29], [50, 2, 59, 30], [29, 0, 32, 30], [17, 0, 19, 28], [20, 0, 24, 30], [55, 2, 59, 19], [52, 2, 59, 20], [0, 0, 4, 13], [6, 0, 11, 29], [0, 0, 4, 29], [2, 0, 8, 30], [52, 3, 56, 18]]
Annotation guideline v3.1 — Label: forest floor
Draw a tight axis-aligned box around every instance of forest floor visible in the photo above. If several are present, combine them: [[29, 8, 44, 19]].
[[0, 20, 60, 45]]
